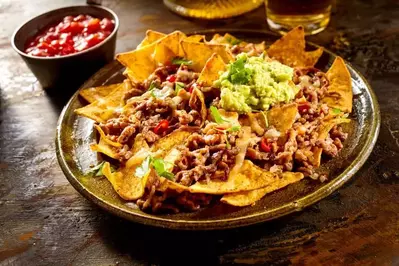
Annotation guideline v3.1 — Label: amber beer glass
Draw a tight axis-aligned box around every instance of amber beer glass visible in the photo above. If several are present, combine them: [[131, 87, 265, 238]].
[[163, 0, 264, 19], [266, 0, 333, 35]]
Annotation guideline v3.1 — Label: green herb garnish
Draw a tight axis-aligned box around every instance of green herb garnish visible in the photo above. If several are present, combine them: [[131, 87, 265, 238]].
[[89, 161, 116, 177], [175, 82, 185, 94], [210, 106, 228, 124], [149, 81, 157, 90], [226, 36, 241, 45], [227, 125, 241, 132], [152, 158, 175, 180], [135, 155, 175, 180], [171, 57, 192, 66], [89, 161, 106, 176], [227, 56, 252, 85], [332, 108, 342, 114]]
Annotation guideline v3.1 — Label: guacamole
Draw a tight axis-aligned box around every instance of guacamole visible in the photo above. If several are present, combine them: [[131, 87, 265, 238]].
[[215, 53, 297, 113]]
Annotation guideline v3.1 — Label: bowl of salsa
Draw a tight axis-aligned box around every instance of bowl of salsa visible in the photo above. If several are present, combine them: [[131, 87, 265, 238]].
[[12, 5, 119, 89]]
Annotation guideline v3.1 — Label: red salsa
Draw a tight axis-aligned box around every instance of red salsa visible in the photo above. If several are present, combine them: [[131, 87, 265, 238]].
[[25, 14, 115, 57]]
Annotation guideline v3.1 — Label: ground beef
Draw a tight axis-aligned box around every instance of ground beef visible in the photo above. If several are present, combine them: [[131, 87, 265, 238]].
[[245, 70, 348, 178]]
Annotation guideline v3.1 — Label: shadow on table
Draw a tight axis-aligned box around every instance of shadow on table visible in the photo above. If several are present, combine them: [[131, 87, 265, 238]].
[[45, 85, 79, 115], [94, 210, 312, 265]]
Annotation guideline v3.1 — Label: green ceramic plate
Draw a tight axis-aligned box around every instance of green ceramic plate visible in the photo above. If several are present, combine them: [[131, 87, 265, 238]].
[[56, 30, 380, 230]]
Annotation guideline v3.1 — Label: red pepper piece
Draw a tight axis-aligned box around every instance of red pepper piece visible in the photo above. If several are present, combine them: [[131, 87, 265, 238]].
[[298, 102, 311, 113], [166, 75, 176, 83], [260, 138, 271, 152], [154, 120, 169, 135]]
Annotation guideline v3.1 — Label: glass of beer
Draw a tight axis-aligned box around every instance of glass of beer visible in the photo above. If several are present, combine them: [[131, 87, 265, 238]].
[[163, 0, 264, 19], [265, 0, 333, 35]]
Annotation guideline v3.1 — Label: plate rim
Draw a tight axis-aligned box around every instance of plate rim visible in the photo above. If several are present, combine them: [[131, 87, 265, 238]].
[[55, 29, 381, 230]]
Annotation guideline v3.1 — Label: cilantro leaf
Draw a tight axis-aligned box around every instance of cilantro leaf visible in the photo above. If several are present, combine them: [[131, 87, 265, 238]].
[[210, 106, 228, 124], [152, 158, 175, 180], [89, 161, 117, 177], [227, 125, 241, 132], [175, 82, 185, 94], [89, 161, 106, 176], [149, 81, 158, 90], [171, 57, 192, 66], [227, 55, 252, 85], [332, 108, 342, 114], [135, 156, 152, 178]]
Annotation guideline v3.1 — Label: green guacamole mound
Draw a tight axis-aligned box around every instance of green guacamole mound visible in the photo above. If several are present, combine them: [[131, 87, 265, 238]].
[[214, 53, 297, 113]]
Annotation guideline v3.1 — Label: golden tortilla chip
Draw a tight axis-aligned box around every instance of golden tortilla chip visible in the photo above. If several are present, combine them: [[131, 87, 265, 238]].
[[151, 130, 191, 155], [137, 30, 166, 48], [221, 172, 304, 206], [189, 88, 207, 126], [154, 31, 186, 63], [79, 83, 121, 104], [185, 34, 205, 42], [189, 160, 288, 194], [197, 53, 226, 87], [94, 124, 122, 148], [181, 41, 234, 72], [117, 42, 157, 83], [267, 103, 298, 133], [75, 81, 129, 123], [321, 57, 353, 113], [156, 148, 189, 193], [102, 134, 151, 200], [312, 117, 351, 167], [267, 26, 323, 67], [118, 31, 186, 82], [90, 138, 119, 159], [210, 33, 239, 45]]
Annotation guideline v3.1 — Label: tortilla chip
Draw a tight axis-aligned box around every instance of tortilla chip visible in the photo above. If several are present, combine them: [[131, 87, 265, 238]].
[[117, 42, 157, 83], [137, 30, 166, 48], [181, 41, 234, 72], [101, 134, 152, 200], [94, 124, 122, 148], [189, 160, 288, 194], [268, 103, 298, 133], [221, 172, 304, 206], [185, 34, 205, 42], [311, 147, 323, 168], [79, 83, 121, 104], [197, 53, 226, 87], [189, 88, 207, 125], [102, 160, 151, 201], [156, 148, 190, 193], [75, 81, 129, 123], [311, 117, 351, 167], [210, 33, 239, 45], [267, 26, 323, 67], [118, 31, 186, 82], [151, 130, 191, 155], [321, 57, 353, 113], [90, 138, 119, 159], [154, 31, 186, 63]]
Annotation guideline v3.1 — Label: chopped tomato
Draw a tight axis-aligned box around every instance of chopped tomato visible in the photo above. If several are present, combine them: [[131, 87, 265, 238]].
[[166, 75, 176, 82], [154, 120, 169, 134], [298, 102, 311, 113], [25, 14, 115, 57], [260, 138, 271, 152], [189, 85, 194, 93]]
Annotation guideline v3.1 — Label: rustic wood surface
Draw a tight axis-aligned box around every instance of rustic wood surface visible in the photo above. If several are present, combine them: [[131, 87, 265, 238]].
[[1, 0, 399, 265]]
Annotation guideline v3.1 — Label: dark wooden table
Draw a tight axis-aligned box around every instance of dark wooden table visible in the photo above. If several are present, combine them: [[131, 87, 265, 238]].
[[1, 0, 399, 265]]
